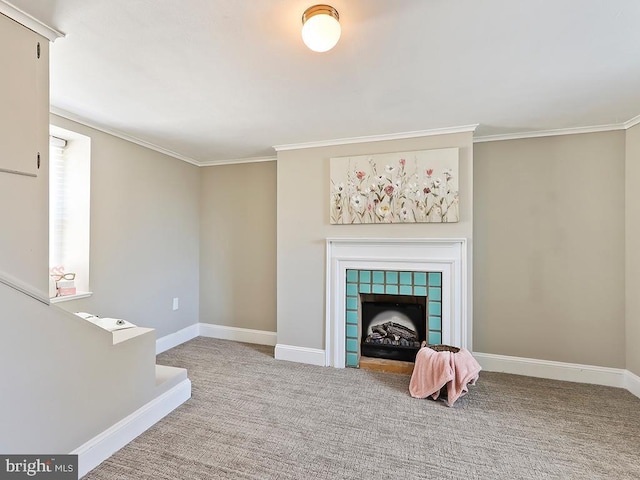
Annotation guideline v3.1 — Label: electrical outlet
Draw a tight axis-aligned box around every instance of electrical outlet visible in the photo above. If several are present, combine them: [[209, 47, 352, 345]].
[[172, 297, 179, 311]]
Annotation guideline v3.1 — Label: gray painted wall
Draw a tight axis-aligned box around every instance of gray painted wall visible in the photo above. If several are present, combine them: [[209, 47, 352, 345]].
[[40, 118, 638, 373], [0, 18, 159, 454], [50, 115, 200, 339], [0, 282, 157, 453], [200, 161, 277, 332], [474, 132, 626, 367], [276, 132, 474, 350], [626, 124, 640, 376]]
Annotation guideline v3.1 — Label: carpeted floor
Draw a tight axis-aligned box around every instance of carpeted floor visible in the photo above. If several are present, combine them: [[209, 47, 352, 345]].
[[84, 337, 640, 479]]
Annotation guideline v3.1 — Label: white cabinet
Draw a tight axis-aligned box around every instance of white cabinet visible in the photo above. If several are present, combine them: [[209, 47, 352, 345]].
[[0, 13, 45, 176]]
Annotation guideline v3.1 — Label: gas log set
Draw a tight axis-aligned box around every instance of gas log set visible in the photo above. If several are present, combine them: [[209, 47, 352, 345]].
[[363, 321, 421, 348]]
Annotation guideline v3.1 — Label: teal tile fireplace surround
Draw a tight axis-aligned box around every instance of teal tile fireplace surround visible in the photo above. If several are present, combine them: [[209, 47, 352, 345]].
[[345, 269, 443, 367]]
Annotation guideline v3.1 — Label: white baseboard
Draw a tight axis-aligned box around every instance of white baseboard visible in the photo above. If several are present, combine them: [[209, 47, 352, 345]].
[[156, 323, 277, 354], [473, 352, 626, 389], [624, 370, 640, 399], [199, 323, 276, 346], [155, 331, 640, 400], [275, 344, 326, 367], [72, 378, 191, 478], [156, 324, 199, 354]]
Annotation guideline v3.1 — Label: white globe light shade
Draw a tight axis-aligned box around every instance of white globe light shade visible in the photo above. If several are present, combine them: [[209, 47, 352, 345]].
[[302, 6, 341, 53]]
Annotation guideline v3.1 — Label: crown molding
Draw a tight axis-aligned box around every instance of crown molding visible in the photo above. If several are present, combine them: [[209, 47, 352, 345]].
[[473, 123, 626, 143], [273, 125, 479, 152], [474, 114, 640, 143], [624, 114, 640, 130], [199, 156, 277, 167], [50, 107, 201, 166], [0, 0, 65, 41], [51, 107, 277, 167]]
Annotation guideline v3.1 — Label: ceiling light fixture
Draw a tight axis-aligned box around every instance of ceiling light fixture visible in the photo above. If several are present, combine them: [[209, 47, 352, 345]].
[[301, 4, 341, 53]]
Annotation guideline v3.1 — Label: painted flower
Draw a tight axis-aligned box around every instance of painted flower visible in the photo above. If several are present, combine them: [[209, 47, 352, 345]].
[[377, 204, 391, 217], [350, 194, 365, 210], [377, 175, 386, 184], [333, 182, 344, 193], [356, 170, 366, 180], [384, 185, 395, 196], [370, 184, 377, 192], [433, 178, 441, 188], [443, 168, 453, 180], [426, 168, 434, 177], [399, 158, 406, 167], [423, 187, 431, 195], [385, 165, 395, 174]]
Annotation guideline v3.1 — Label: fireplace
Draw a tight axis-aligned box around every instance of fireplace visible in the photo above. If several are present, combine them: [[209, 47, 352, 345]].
[[343, 271, 442, 366], [325, 238, 468, 368], [360, 294, 426, 362]]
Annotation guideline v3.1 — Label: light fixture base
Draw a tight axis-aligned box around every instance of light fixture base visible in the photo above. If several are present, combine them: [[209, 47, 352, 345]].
[[302, 4, 339, 24], [301, 4, 341, 53]]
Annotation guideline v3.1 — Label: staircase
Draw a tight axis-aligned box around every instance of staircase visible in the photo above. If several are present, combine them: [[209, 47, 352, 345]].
[[0, 271, 191, 478]]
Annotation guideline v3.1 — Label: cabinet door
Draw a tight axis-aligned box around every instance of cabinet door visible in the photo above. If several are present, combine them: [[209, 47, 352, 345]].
[[0, 13, 40, 176]]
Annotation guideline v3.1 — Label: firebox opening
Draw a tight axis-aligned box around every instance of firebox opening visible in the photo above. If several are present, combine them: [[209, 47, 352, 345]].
[[360, 295, 426, 363]]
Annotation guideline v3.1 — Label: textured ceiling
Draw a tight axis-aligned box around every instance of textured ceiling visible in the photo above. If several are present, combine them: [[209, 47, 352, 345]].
[[7, 0, 640, 164]]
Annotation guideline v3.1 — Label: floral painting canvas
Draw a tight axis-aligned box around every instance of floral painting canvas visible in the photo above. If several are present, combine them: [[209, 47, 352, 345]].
[[329, 148, 459, 224]]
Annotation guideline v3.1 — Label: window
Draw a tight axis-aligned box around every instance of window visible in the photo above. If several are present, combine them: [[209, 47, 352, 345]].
[[49, 125, 91, 300]]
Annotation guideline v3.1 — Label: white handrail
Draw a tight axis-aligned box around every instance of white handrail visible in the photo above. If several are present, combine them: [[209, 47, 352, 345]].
[[0, 270, 50, 305], [0, 167, 37, 178]]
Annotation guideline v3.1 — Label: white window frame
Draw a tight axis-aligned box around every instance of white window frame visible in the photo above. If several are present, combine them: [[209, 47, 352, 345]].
[[49, 125, 92, 301]]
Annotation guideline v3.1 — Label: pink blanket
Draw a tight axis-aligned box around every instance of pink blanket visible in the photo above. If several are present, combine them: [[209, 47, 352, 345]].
[[409, 346, 481, 407]]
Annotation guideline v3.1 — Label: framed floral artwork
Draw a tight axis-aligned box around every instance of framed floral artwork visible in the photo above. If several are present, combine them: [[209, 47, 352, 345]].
[[329, 148, 459, 224]]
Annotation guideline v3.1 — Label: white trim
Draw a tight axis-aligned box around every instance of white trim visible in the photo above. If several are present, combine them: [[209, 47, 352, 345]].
[[273, 125, 478, 151], [50, 102, 640, 160], [0, 269, 49, 305], [624, 370, 640, 399], [72, 378, 191, 478], [624, 114, 640, 130], [199, 323, 277, 346], [50, 291, 93, 304], [155, 324, 277, 353], [156, 324, 199, 354], [199, 156, 277, 167], [473, 352, 625, 388], [275, 344, 326, 366], [325, 238, 468, 368], [324, 240, 333, 368], [0, 0, 65, 41], [50, 108, 201, 166], [473, 123, 625, 143]]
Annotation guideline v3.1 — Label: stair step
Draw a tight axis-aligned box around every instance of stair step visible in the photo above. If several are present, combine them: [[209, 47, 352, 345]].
[[155, 364, 187, 393]]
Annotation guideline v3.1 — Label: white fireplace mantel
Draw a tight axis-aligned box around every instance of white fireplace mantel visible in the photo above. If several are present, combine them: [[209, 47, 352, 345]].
[[325, 237, 469, 368]]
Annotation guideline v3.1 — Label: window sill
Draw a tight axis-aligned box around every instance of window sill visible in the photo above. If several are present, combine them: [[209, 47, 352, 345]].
[[50, 291, 93, 304]]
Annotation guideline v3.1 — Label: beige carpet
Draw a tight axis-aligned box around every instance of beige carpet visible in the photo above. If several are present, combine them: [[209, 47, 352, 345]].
[[84, 337, 640, 479]]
